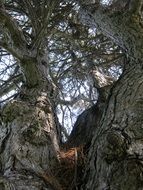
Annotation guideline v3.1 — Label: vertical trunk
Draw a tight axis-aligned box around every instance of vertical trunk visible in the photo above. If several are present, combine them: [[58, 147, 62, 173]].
[[82, 62, 143, 190], [76, 1, 143, 189], [0, 57, 62, 190]]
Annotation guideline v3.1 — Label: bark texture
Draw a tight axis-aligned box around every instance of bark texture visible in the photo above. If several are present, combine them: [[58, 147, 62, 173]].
[[0, 61, 62, 190], [66, 85, 111, 148], [77, 0, 143, 189], [82, 63, 143, 190], [0, 1, 143, 189]]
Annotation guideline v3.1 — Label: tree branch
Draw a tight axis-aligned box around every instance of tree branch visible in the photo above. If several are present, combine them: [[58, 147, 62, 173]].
[[129, 0, 143, 14], [58, 95, 84, 106], [31, 1, 56, 49], [0, 8, 26, 49], [0, 40, 24, 60], [0, 74, 23, 97], [21, 0, 39, 34], [77, 1, 143, 60]]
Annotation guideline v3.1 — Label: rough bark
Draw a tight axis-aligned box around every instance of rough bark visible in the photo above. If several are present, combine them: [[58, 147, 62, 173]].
[[0, 1, 143, 189], [76, 1, 143, 189], [0, 57, 62, 190], [66, 85, 111, 148], [82, 62, 143, 190], [79, 0, 143, 61], [0, 2, 70, 189]]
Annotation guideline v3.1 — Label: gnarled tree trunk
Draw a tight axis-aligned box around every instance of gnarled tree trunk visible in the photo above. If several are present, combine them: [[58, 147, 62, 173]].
[[77, 0, 143, 189], [0, 55, 62, 190], [82, 63, 143, 190], [0, 1, 143, 190]]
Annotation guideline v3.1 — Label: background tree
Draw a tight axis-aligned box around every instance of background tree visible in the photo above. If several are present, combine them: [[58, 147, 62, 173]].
[[0, 0, 141, 189]]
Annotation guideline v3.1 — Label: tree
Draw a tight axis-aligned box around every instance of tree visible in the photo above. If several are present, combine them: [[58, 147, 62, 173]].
[[77, 0, 143, 189], [0, 0, 142, 189]]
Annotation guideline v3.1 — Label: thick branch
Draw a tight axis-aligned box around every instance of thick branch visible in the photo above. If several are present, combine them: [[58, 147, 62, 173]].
[[0, 40, 24, 60], [0, 8, 26, 49], [31, 1, 56, 49], [21, 0, 39, 34], [129, 0, 143, 14], [78, 3, 143, 61]]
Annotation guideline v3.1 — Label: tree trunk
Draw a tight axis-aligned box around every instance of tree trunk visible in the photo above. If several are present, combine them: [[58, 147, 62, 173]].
[[77, 1, 143, 189], [1, 1, 143, 190], [0, 56, 62, 190], [82, 62, 143, 189]]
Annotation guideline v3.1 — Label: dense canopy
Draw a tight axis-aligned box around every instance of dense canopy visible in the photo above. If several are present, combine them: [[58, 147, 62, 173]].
[[0, 0, 123, 132]]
